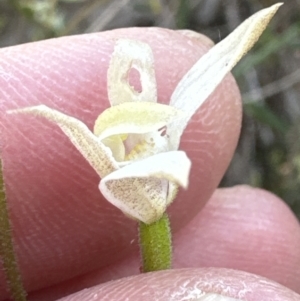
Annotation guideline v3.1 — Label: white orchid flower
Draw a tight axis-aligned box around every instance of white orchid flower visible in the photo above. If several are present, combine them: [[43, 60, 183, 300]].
[[8, 4, 281, 224]]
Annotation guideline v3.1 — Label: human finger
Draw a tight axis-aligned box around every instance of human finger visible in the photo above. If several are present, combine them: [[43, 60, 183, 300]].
[[0, 27, 241, 298], [28, 186, 300, 300]]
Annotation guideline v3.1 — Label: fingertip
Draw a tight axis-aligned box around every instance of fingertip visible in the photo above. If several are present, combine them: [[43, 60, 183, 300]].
[[54, 268, 300, 301], [0, 27, 241, 297], [174, 185, 300, 293], [176, 29, 215, 47], [25, 186, 300, 300]]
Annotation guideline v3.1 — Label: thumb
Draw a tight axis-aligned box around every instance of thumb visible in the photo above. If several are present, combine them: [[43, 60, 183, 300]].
[[50, 268, 300, 301]]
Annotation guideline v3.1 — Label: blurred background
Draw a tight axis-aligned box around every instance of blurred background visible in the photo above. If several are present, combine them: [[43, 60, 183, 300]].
[[1, 0, 300, 217]]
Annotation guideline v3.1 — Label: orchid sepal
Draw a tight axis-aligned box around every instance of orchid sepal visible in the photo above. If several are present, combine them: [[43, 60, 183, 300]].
[[7, 105, 119, 178], [107, 39, 157, 106], [167, 3, 283, 150]]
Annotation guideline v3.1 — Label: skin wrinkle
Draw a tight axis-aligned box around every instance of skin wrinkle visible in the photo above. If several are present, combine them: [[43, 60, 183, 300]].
[[157, 21, 239, 223], [190, 158, 213, 186], [6, 45, 103, 118], [15, 149, 129, 286], [0, 72, 34, 106], [0, 68, 21, 101], [205, 83, 240, 155], [53, 150, 88, 194], [0, 28, 241, 298], [183, 142, 214, 154], [32, 185, 300, 301], [18, 211, 60, 263], [198, 95, 221, 127], [173, 187, 300, 292], [9, 137, 103, 286], [184, 148, 214, 186], [7, 55, 61, 100], [51, 44, 110, 102], [177, 30, 215, 48], [181, 80, 240, 174], [16, 206, 51, 252], [55, 268, 300, 301]]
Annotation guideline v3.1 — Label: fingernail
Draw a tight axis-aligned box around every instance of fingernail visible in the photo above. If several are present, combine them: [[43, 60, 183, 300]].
[[195, 293, 242, 301], [176, 30, 215, 47]]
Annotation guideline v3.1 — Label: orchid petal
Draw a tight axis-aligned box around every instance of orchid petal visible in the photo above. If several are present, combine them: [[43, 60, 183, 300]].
[[94, 101, 184, 140], [107, 39, 157, 106], [99, 151, 191, 224], [167, 3, 282, 150], [8, 105, 118, 178]]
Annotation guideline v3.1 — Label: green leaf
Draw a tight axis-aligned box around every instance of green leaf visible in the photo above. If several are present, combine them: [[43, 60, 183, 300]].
[[176, 0, 191, 29], [0, 158, 27, 301], [244, 102, 290, 134]]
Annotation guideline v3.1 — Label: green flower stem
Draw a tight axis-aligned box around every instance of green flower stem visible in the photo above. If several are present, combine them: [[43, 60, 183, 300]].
[[0, 159, 27, 301], [139, 213, 172, 272]]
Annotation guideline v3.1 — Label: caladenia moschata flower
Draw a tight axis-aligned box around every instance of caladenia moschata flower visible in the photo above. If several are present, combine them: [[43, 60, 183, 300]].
[[4, 3, 282, 282], [7, 4, 281, 225]]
